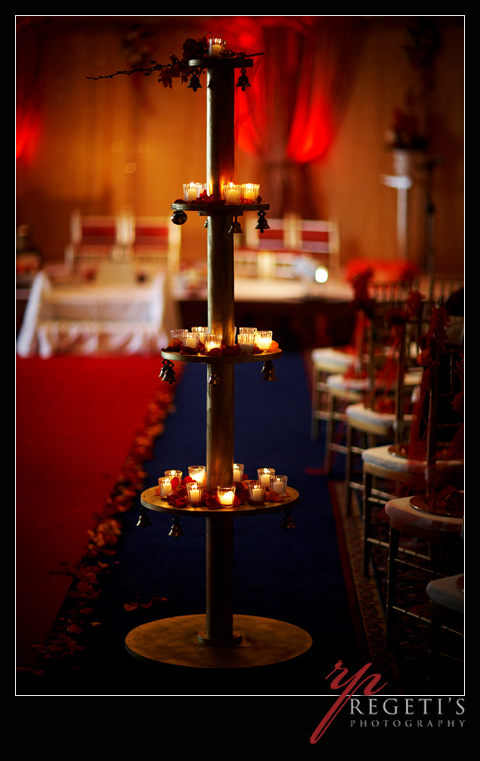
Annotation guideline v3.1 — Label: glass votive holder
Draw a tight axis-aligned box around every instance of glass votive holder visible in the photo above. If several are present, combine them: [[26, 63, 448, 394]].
[[186, 480, 204, 504], [255, 330, 273, 351], [217, 485, 236, 506], [182, 332, 199, 350], [238, 327, 257, 335], [270, 475, 288, 497], [247, 481, 266, 502], [257, 468, 275, 487], [204, 333, 222, 352], [242, 183, 260, 202], [191, 326, 209, 343], [171, 328, 188, 342], [188, 465, 206, 484], [223, 182, 242, 204], [233, 463, 244, 482], [183, 182, 203, 202], [164, 469, 182, 482], [209, 37, 226, 56], [237, 333, 255, 353], [158, 477, 174, 497]]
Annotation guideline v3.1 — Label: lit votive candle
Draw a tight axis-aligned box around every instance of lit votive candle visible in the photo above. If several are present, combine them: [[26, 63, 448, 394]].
[[183, 332, 199, 350], [188, 465, 206, 484], [258, 468, 275, 487], [217, 485, 236, 506], [233, 463, 244, 482], [271, 475, 288, 496], [158, 477, 174, 497], [171, 329, 188, 342], [186, 481, 203, 503], [204, 333, 222, 352], [164, 469, 182, 482], [209, 37, 226, 56], [255, 330, 273, 351], [248, 481, 265, 502], [237, 333, 255, 353], [191, 326, 209, 343], [223, 182, 242, 204], [242, 183, 260, 201], [183, 182, 199, 202]]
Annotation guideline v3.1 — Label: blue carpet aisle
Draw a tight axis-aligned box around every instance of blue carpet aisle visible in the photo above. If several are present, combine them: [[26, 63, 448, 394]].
[[17, 351, 376, 698]]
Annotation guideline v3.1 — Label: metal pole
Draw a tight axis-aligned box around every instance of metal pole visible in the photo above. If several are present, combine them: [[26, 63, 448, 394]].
[[203, 61, 237, 644]]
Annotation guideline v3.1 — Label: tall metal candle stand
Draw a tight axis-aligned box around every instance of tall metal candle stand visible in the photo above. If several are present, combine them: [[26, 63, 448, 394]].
[[125, 54, 312, 668]]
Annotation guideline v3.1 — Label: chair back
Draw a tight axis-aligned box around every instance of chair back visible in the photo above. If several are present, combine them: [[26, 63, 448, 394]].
[[130, 216, 181, 273], [408, 304, 464, 494], [364, 298, 435, 444], [65, 210, 119, 266], [428, 275, 463, 302], [369, 280, 420, 304], [244, 214, 297, 250], [65, 210, 181, 274]]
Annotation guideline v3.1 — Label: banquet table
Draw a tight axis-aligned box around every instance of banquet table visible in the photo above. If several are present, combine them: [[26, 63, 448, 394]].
[[16, 269, 179, 358]]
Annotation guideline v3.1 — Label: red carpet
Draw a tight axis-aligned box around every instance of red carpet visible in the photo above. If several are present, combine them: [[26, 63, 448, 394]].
[[16, 355, 176, 669]]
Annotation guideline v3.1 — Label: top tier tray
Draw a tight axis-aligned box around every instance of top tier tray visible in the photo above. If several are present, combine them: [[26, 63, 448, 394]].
[[188, 56, 255, 69]]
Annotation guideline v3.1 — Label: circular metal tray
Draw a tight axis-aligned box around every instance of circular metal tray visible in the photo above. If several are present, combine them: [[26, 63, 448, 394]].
[[140, 483, 299, 518], [161, 349, 282, 365]]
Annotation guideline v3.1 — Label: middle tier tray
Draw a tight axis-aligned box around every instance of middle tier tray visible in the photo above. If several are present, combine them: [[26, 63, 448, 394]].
[[160, 349, 282, 365], [171, 202, 269, 216]]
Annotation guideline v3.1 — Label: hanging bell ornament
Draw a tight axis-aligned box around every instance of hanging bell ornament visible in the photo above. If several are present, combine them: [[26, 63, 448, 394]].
[[261, 360, 277, 381], [171, 210, 188, 225], [159, 359, 177, 384], [136, 507, 152, 529], [168, 516, 184, 539], [208, 365, 220, 385], [236, 68, 251, 92], [255, 210, 270, 234], [228, 216, 243, 234], [280, 507, 296, 530], [187, 72, 202, 91]]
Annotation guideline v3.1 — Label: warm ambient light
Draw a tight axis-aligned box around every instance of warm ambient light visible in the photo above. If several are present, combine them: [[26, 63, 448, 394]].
[[315, 266, 329, 283]]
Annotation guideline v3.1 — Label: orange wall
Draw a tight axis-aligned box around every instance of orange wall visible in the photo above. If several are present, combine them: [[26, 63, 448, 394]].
[[16, 16, 464, 276]]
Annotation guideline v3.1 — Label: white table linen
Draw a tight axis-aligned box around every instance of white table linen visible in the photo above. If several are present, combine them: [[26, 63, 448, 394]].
[[17, 270, 179, 358]]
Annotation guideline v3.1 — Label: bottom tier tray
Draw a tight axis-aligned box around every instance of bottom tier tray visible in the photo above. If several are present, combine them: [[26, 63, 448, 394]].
[[140, 484, 299, 517], [125, 613, 313, 669]]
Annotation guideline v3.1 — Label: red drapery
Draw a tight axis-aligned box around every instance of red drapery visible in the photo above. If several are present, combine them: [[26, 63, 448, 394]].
[[220, 16, 366, 217], [16, 17, 48, 162]]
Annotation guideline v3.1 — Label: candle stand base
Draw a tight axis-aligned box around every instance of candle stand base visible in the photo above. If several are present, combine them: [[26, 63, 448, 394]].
[[125, 614, 312, 669]]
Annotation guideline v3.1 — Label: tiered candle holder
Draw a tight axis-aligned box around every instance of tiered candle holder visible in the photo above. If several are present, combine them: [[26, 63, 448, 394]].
[[126, 48, 310, 670]]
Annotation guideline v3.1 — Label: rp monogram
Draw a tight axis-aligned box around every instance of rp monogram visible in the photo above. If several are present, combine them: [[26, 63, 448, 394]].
[[310, 660, 388, 743]]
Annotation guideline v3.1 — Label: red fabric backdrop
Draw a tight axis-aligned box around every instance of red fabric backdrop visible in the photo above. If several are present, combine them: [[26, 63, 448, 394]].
[[225, 16, 365, 217]]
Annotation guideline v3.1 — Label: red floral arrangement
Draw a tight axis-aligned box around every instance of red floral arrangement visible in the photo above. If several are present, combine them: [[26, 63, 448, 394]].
[[386, 109, 427, 151], [87, 34, 262, 90], [417, 303, 449, 368]]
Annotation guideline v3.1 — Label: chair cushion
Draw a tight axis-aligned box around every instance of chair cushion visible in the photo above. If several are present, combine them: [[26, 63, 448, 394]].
[[426, 574, 464, 613], [385, 496, 463, 535], [346, 403, 413, 429], [311, 347, 355, 374], [327, 370, 420, 393], [361, 444, 463, 472]]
